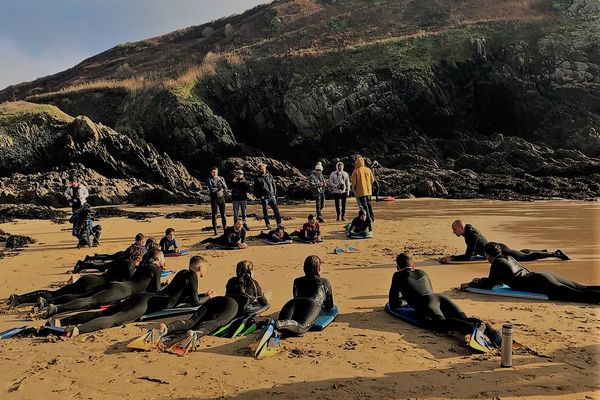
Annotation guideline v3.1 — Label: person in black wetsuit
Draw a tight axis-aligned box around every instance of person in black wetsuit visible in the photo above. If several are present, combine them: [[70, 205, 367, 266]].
[[461, 243, 600, 304], [73, 233, 145, 273], [389, 253, 501, 345], [256, 226, 291, 243], [439, 220, 570, 263], [272, 255, 334, 338], [200, 217, 248, 249], [39, 249, 165, 318], [5, 259, 136, 309], [57, 256, 213, 336], [225, 260, 270, 316], [346, 209, 373, 238]]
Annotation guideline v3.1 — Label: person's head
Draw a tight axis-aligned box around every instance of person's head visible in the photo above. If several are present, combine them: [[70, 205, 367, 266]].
[[189, 255, 208, 278], [235, 170, 244, 180], [148, 249, 165, 267], [258, 162, 267, 174], [70, 175, 79, 186], [274, 225, 285, 238], [314, 162, 323, 174], [484, 242, 502, 262], [396, 253, 414, 271], [145, 237, 158, 250], [303, 255, 322, 277], [134, 233, 145, 245], [355, 156, 365, 168], [451, 220, 465, 236], [211, 167, 218, 177], [234, 217, 244, 230], [235, 260, 254, 290], [165, 228, 175, 240], [336, 162, 344, 171], [358, 209, 367, 221], [308, 214, 316, 225]]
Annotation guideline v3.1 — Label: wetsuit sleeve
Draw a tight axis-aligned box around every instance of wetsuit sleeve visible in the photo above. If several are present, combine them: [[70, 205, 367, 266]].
[[253, 280, 269, 306], [388, 273, 405, 309], [240, 229, 246, 243], [148, 264, 162, 293], [469, 261, 504, 289], [292, 278, 300, 298], [452, 230, 475, 261], [185, 272, 209, 306], [323, 278, 334, 311], [159, 237, 168, 252]]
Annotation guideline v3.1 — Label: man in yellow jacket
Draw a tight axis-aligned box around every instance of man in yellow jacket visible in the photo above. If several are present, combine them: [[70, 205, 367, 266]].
[[351, 156, 375, 221]]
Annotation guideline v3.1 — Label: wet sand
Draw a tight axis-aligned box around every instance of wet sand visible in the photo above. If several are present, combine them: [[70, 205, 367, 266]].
[[0, 199, 598, 399]]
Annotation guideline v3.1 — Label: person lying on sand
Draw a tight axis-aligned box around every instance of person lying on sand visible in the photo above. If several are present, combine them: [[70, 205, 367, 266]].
[[37, 249, 165, 319], [200, 218, 248, 249], [293, 214, 322, 243], [439, 220, 570, 263], [255, 226, 292, 243], [389, 253, 501, 347], [460, 243, 600, 304], [73, 233, 145, 273], [346, 209, 373, 238], [159, 228, 180, 254]]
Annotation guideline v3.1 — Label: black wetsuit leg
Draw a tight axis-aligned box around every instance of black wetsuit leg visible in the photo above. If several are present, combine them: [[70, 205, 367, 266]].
[[66, 294, 170, 334], [13, 275, 110, 305], [417, 294, 481, 335], [86, 251, 125, 262], [275, 298, 321, 338], [53, 282, 135, 314], [499, 244, 557, 261], [521, 272, 600, 304], [165, 296, 238, 335], [75, 260, 114, 273]]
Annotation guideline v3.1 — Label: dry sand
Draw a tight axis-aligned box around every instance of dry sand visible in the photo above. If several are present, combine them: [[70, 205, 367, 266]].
[[0, 199, 598, 399]]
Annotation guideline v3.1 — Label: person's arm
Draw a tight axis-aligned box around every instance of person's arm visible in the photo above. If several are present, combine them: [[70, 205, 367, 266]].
[[186, 272, 209, 306], [172, 238, 179, 250], [350, 171, 357, 192], [64, 187, 72, 200], [148, 264, 163, 293], [270, 175, 277, 198], [292, 278, 299, 298], [254, 280, 269, 306], [240, 229, 246, 243], [367, 218, 373, 232], [344, 173, 351, 195], [220, 177, 228, 191], [451, 231, 475, 261], [388, 273, 405, 309], [80, 185, 89, 200], [315, 222, 321, 236], [323, 278, 334, 311]]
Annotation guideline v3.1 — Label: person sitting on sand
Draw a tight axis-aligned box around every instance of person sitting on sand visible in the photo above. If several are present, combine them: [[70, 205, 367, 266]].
[[389, 253, 501, 347], [37, 249, 165, 319], [460, 243, 600, 304], [294, 214, 322, 243], [439, 220, 570, 263], [5, 258, 136, 309], [200, 217, 248, 249], [225, 260, 270, 315], [64, 175, 89, 213], [70, 204, 101, 248], [346, 209, 373, 238], [253, 255, 334, 355], [73, 233, 145, 273], [58, 256, 213, 337], [159, 228, 180, 254]]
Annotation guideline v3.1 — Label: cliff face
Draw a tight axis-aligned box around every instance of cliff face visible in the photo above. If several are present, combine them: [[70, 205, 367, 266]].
[[0, 0, 598, 203]]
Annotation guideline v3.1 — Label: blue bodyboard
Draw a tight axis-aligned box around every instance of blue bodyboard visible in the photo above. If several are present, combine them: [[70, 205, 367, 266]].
[[164, 250, 190, 257], [310, 304, 339, 331], [384, 303, 429, 328], [465, 284, 549, 300]]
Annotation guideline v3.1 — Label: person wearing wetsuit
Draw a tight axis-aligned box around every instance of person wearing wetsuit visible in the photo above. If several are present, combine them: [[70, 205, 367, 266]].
[[390, 253, 501, 344], [273, 255, 334, 338], [5, 259, 136, 308], [73, 233, 145, 273], [440, 220, 570, 263], [39, 249, 165, 318], [462, 243, 600, 304], [257, 226, 291, 243], [59, 256, 212, 336], [201, 218, 248, 249], [159, 228, 179, 254], [294, 214, 321, 243], [346, 209, 373, 238], [225, 260, 269, 316], [207, 167, 228, 236]]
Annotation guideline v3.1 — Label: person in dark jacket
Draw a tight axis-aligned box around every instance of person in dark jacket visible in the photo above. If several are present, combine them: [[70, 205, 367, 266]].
[[440, 220, 570, 263], [461, 243, 600, 304], [253, 162, 282, 229], [308, 162, 326, 223], [207, 167, 228, 236], [231, 170, 250, 231]]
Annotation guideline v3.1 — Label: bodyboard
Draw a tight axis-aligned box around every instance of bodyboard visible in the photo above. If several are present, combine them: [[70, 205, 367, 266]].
[[310, 304, 339, 331], [262, 239, 293, 245], [384, 303, 429, 328], [164, 250, 190, 258], [161, 270, 174, 278], [464, 284, 549, 300], [0, 326, 34, 339], [208, 244, 240, 250]]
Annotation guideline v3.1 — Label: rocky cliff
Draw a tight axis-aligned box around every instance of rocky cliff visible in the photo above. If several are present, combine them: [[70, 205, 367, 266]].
[[0, 0, 598, 203]]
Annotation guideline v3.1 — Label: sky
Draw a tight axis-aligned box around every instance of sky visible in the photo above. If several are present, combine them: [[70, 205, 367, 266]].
[[0, 0, 269, 90]]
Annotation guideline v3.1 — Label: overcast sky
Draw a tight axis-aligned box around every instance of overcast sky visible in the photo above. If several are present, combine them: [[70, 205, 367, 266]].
[[0, 0, 269, 90]]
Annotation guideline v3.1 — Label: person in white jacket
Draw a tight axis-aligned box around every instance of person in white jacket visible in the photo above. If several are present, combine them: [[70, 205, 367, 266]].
[[329, 162, 351, 221], [64, 175, 89, 212]]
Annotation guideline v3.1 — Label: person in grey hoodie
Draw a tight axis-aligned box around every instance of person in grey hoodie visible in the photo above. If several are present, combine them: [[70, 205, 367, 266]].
[[308, 162, 327, 223], [329, 162, 351, 221]]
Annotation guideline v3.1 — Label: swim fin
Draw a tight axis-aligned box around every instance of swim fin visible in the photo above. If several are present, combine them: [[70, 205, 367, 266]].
[[255, 336, 283, 360], [0, 326, 33, 339], [252, 319, 274, 357], [333, 247, 345, 255], [468, 324, 491, 353], [166, 331, 200, 356], [240, 320, 258, 336], [127, 329, 165, 351]]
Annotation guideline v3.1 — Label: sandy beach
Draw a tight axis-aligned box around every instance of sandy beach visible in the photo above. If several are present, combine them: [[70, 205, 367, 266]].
[[0, 199, 598, 400]]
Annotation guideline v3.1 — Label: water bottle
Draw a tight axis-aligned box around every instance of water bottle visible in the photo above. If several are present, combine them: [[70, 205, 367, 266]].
[[501, 323, 513, 367]]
